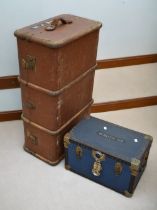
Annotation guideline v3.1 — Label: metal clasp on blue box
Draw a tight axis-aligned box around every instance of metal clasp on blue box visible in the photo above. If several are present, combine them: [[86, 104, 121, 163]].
[[64, 116, 153, 197]]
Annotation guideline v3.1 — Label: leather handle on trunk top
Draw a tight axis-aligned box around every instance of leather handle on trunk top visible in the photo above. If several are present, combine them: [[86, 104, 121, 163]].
[[45, 18, 72, 31]]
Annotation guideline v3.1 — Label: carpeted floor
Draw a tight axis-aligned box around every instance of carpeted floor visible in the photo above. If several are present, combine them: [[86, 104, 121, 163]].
[[0, 63, 157, 210], [0, 105, 157, 210]]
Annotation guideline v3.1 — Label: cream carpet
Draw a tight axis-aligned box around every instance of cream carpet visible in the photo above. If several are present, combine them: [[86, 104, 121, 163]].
[[0, 64, 157, 210]]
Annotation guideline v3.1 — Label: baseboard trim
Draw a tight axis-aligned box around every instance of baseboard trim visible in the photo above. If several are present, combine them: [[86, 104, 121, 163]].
[[0, 110, 22, 122], [0, 75, 20, 90], [1, 96, 157, 121], [97, 54, 157, 69], [91, 96, 157, 113], [0, 54, 157, 121], [0, 54, 157, 89]]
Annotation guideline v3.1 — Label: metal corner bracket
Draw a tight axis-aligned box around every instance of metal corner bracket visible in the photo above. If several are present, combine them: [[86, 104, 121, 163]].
[[64, 133, 70, 149], [124, 190, 133, 198], [65, 164, 71, 170], [130, 158, 141, 176], [144, 134, 153, 142]]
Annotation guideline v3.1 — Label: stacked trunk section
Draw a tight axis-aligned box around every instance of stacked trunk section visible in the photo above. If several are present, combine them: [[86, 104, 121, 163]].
[[15, 14, 102, 165]]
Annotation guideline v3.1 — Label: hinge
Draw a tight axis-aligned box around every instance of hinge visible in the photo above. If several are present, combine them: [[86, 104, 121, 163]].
[[130, 158, 141, 176], [64, 133, 70, 149]]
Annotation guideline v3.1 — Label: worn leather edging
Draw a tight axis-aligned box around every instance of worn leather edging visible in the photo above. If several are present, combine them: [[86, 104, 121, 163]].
[[18, 65, 96, 96], [21, 99, 93, 135], [14, 14, 102, 49]]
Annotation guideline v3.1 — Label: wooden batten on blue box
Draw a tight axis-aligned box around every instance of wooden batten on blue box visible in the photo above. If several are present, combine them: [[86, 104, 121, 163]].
[[64, 116, 153, 197]]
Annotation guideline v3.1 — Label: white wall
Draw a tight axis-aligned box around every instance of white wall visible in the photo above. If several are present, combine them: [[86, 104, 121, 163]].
[[0, 89, 21, 111], [0, 0, 157, 111]]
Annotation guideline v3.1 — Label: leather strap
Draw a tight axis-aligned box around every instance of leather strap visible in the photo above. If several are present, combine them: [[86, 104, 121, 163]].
[[45, 18, 72, 31]]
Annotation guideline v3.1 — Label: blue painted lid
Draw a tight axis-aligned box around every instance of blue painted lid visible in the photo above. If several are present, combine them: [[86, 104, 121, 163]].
[[70, 116, 153, 163]]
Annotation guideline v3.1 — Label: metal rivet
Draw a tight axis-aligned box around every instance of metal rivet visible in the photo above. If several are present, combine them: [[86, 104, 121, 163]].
[[134, 138, 139, 143], [104, 126, 107, 130], [45, 25, 55, 31], [45, 21, 52, 24], [57, 140, 60, 146], [31, 25, 39, 29]]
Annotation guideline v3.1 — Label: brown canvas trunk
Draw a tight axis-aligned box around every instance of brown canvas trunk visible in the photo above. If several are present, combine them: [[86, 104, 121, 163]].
[[22, 101, 92, 165], [14, 14, 102, 165], [19, 66, 95, 130]]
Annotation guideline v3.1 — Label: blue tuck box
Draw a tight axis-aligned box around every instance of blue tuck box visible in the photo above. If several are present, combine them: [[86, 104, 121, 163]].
[[64, 116, 153, 197]]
